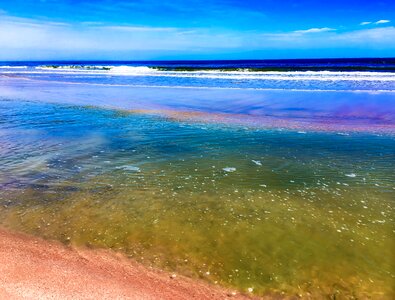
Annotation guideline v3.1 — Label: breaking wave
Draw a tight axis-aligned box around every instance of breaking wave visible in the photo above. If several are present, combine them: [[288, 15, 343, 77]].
[[3, 65, 394, 82]]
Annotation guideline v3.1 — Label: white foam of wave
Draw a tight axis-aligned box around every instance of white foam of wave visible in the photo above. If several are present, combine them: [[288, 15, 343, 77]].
[[146, 73, 395, 81], [0, 66, 27, 69], [3, 66, 395, 82], [34, 65, 157, 73], [8, 71, 395, 82], [109, 66, 157, 74], [103, 67, 395, 82], [106, 68, 395, 82], [35, 65, 113, 71]]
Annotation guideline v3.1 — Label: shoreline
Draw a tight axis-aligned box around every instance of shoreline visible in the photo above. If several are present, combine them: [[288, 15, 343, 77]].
[[0, 227, 254, 300]]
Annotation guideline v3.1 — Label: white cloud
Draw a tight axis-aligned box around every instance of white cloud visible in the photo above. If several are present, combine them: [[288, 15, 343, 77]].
[[334, 26, 395, 43], [360, 20, 391, 26], [254, 26, 395, 50], [375, 20, 390, 24], [293, 27, 336, 34], [0, 14, 244, 59], [98, 25, 177, 32]]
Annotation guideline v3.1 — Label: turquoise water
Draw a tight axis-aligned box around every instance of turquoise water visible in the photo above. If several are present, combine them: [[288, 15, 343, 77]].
[[0, 99, 394, 298]]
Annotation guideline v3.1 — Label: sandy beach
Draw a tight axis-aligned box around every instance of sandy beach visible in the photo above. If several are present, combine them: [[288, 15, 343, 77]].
[[0, 228, 253, 300]]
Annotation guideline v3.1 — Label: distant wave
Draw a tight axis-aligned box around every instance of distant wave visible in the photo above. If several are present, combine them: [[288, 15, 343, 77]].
[[34, 64, 395, 72], [0, 66, 28, 69], [36, 65, 112, 71], [1, 65, 395, 82]]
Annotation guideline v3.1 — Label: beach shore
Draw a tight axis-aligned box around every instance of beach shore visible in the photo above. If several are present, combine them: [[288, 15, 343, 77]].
[[0, 228, 252, 300]]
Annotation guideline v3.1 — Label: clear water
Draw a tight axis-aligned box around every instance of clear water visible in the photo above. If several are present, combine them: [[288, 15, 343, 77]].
[[0, 60, 394, 298]]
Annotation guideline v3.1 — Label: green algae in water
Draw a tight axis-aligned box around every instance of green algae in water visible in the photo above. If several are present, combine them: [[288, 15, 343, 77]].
[[0, 101, 394, 298]]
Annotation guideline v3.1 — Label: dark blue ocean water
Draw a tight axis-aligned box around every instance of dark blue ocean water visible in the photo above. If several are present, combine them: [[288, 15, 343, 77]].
[[2, 58, 395, 92], [2, 58, 395, 71]]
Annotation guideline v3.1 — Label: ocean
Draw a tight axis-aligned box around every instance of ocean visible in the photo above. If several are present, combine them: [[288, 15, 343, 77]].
[[0, 59, 394, 298]]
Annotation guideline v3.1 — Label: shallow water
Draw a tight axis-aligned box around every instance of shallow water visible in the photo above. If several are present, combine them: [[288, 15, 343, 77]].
[[0, 99, 394, 298], [1, 59, 395, 297], [1, 77, 395, 134]]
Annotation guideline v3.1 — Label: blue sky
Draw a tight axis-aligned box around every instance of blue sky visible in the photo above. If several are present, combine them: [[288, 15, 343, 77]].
[[0, 0, 394, 60]]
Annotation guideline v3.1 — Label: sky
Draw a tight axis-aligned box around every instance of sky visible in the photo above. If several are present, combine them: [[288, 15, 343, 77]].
[[0, 0, 394, 60]]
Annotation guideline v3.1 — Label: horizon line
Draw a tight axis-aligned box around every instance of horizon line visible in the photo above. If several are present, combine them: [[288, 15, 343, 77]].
[[1, 57, 395, 63]]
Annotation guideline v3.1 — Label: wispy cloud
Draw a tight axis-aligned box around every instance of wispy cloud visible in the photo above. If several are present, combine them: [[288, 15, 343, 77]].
[[335, 26, 395, 43], [293, 27, 336, 34], [360, 19, 391, 25], [98, 25, 177, 32], [0, 13, 243, 59], [258, 26, 395, 47], [259, 27, 337, 41], [0, 14, 69, 28], [376, 19, 390, 24]]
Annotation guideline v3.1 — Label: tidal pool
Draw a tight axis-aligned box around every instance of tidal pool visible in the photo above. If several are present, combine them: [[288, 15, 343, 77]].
[[0, 100, 394, 298]]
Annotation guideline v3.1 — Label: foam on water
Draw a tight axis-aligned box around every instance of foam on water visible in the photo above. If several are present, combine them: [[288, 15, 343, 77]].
[[252, 160, 262, 166], [10, 66, 395, 82], [109, 66, 158, 74], [116, 165, 141, 172], [0, 66, 28, 69], [2, 63, 395, 92]]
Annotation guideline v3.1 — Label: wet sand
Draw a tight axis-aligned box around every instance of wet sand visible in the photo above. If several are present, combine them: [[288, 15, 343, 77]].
[[0, 228, 252, 300]]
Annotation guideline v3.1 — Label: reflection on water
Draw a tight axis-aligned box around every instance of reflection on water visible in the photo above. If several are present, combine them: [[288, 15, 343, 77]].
[[1, 77, 395, 134], [0, 100, 394, 298]]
